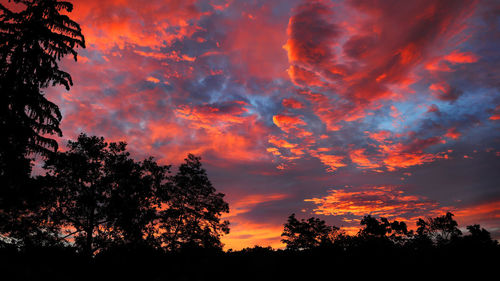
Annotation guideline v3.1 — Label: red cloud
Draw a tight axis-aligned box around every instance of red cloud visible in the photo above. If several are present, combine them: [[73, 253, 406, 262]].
[[429, 82, 463, 101], [490, 105, 500, 121], [286, 65, 325, 87], [221, 2, 289, 80], [444, 50, 479, 64], [282, 98, 304, 109], [380, 136, 445, 171], [454, 200, 500, 230], [367, 130, 393, 143], [175, 101, 250, 129], [283, 0, 476, 133], [284, 0, 339, 74], [359, 131, 448, 172], [170, 101, 271, 162], [444, 127, 461, 140], [426, 50, 479, 72], [71, 0, 205, 51]]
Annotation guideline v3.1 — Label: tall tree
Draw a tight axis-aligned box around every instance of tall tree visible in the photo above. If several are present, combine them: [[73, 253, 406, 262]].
[[281, 213, 338, 250], [41, 134, 170, 256], [0, 0, 85, 240], [159, 154, 230, 251]]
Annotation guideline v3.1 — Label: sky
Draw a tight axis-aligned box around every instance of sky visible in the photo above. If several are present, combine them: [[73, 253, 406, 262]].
[[18, 0, 500, 249]]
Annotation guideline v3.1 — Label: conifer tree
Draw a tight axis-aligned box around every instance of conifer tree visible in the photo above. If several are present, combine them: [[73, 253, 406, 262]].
[[0, 0, 84, 241]]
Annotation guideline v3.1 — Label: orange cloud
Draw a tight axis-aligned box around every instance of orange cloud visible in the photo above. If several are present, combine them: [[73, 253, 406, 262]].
[[349, 149, 380, 169], [224, 193, 289, 218], [272, 114, 307, 134], [379, 137, 444, 171], [309, 150, 346, 172], [268, 136, 297, 149], [307, 187, 500, 236], [221, 220, 284, 250], [220, 192, 290, 250], [305, 185, 443, 220], [146, 76, 160, 83], [382, 150, 437, 171]]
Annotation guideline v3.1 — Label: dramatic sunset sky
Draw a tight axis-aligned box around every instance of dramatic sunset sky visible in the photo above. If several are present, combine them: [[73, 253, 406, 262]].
[[28, 0, 500, 249]]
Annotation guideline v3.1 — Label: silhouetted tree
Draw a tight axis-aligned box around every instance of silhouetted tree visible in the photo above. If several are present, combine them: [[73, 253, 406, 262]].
[[159, 154, 230, 251], [39, 137, 229, 255], [463, 224, 497, 246], [106, 155, 169, 248], [0, 0, 84, 241], [359, 215, 391, 237], [416, 212, 462, 244], [359, 215, 409, 241], [281, 213, 338, 250], [40, 134, 169, 257]]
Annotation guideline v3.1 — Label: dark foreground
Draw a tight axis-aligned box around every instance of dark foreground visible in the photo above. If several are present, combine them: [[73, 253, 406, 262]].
[[2, 239, 499, 281]]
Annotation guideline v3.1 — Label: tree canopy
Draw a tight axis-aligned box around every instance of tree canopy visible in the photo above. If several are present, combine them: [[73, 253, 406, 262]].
[[281, 213, 338, 250], [416, 212, 462, 243], [37, 134, 229, 256], [39, 134, 168, 255], [359, 215, 408, 239], [159, 154, 230, 251]]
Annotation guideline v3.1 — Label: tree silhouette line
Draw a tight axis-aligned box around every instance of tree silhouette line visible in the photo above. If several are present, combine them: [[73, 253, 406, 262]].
[[281, 212, 498, 250], [1, 1, 499, 280]]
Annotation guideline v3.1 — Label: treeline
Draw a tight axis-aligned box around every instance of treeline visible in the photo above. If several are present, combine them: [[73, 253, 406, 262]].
[[1, 210, 498, 280], [280, 212, 497, 250], [2, 134, 230, 255]]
